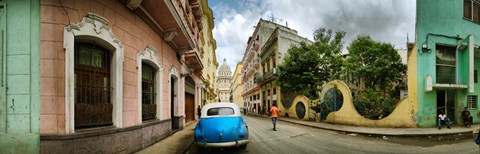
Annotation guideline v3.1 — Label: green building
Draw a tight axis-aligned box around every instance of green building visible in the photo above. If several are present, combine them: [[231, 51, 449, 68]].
[[414, 0, 480, 127], [0, 0, 40, 153]]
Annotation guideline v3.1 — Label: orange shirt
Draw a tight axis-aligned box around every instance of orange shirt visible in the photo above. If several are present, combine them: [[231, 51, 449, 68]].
[[270, 106, 279, 118]]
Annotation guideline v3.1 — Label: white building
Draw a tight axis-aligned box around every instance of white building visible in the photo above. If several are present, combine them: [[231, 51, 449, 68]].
[[217, 59, 232, 102]]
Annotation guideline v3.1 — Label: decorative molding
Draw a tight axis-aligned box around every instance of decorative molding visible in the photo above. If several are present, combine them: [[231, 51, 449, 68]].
[[121, 0, 143, 10], [164, 28, 179, 42], [86, 13, 110, 25], [169, 65, 181, 118], [64, 13, 124, 134], [137, 46, 164, 123]]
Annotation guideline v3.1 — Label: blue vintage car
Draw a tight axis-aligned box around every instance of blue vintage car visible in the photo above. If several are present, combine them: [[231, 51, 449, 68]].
[[194, 102, 249, 148]]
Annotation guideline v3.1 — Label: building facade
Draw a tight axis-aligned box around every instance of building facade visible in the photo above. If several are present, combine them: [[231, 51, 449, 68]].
[[217, 58, 232, 102], [257, 23, 311, 117], [0, 0, 40, 153], [39, 0, 207, 153], [242, 19, 310, 115], [231, 62, 243, 110], [199, 0, 218, 106], [412, 0, 480, 127]]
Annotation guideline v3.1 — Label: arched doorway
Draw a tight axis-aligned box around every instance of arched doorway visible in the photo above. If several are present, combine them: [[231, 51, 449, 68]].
[[171, 76, 179, 129], [185, 76, 195, 122]]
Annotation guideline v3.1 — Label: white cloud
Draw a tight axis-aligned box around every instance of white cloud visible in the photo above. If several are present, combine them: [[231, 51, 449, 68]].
[[211, 0, 416, 70], [212, 0, 268, 72]]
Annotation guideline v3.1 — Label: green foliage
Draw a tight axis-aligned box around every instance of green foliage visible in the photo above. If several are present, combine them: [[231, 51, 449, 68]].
[[278, 28, 345, 99], [346, 35, 406, 119], [346, 35, 407, 92], [353, 88, 397, 120]]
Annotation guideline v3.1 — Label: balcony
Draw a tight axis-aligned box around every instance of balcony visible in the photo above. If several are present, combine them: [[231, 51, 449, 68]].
[[129, 0, 202, 53], [184, 48, 203, 76], [252, 57, 260, 69], [256, 70, 275, 85]]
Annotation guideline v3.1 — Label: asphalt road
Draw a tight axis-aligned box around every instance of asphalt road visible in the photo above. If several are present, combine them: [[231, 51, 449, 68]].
[[185, 115, 480, 154]]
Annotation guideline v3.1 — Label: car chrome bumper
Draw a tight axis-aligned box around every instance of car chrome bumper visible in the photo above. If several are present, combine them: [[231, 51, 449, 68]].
[[196, 139, 249, 148]]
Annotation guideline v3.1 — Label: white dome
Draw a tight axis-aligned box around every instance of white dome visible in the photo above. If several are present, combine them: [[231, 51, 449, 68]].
[[218, 58, 232, 76]]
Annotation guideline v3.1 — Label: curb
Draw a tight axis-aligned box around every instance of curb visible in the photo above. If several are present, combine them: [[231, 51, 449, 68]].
[[177, 137, 194, 154], [176, 122, 196, 154], [246, 114, 474, 137]]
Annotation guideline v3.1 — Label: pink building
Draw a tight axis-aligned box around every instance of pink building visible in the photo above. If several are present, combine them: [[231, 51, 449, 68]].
[[40, 0, 204, 152]]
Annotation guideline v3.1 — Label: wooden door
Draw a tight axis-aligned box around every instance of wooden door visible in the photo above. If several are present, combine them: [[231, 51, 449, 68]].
[[185, 93, 195, 122]]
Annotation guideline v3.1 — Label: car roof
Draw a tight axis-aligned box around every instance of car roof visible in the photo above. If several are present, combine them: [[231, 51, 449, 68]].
[[200, 102, 241, 118]]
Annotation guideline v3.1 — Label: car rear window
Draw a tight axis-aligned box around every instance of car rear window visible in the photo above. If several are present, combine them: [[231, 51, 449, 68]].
[[207, 107, 235, 116]]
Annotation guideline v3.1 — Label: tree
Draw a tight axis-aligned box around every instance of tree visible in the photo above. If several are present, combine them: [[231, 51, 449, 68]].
[[346, 35, 407, 119], [277, 28, 345, 99], [346, 35, 406, 94]]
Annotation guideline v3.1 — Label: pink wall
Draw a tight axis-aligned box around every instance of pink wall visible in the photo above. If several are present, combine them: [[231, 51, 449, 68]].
[[40, 0, 182, 134]]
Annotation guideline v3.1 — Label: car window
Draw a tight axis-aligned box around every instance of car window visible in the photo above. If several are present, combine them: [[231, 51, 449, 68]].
[[207, 107, 235, 116]]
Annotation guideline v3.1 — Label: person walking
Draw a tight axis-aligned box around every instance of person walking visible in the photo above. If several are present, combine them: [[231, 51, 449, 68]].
[[270, 103, 279, 131], [197, 105, 202, 119]]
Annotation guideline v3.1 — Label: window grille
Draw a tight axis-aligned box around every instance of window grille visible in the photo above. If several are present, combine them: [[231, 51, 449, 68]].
[[74, 43, 112, 129], [468, 95, 478, 109], [142, 63, 156, 121]]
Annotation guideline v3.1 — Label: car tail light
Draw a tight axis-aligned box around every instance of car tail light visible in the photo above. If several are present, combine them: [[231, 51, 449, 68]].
[[239, 134, 245, 138], [197, 136, 203, 140]]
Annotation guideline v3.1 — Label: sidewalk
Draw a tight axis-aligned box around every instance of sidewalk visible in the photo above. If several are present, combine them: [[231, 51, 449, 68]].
[[247, 113, 479, 136], [136, 122, 197, 154]]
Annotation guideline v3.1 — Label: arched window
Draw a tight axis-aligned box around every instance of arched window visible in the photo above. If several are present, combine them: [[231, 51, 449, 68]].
[[74, 42, 112, 129], [64, 14, 124, 133]]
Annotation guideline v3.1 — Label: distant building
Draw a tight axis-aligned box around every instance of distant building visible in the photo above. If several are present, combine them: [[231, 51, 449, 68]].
[[231, 63, 244, 109], [217, 59, 232, 102], [199, 0, 219, 106], [241, 19, 310, 116]]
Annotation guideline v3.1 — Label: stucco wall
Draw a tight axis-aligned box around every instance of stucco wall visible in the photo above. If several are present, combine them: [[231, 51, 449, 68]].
[[0, 0, 41, 153], [40, 0, 183, 134], [416, 0, 480, 127], [285, 80, 419, 128]]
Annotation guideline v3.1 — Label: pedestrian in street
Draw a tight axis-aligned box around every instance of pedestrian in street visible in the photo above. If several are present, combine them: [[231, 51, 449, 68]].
[[270, 103, 279, 131], [197, 105, 201, 119], [462, 107, 473, 127], [438, 110, 451, 130]]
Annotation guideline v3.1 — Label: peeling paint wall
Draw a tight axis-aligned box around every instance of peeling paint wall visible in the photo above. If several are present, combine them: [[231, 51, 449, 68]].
[[416, 0, 480, 127], [0, 0, 40, 153]]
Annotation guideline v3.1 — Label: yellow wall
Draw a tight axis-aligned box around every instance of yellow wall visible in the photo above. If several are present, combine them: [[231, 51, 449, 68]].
[[284, 95, 310, 120], [319, 80, 417, 127], [200, 0, 218, 103], [232, 63, 244, 108], [285, 78, 419, 127]]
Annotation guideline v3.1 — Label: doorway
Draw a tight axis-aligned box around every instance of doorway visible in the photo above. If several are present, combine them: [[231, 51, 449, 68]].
[[171, 76, 178, 129], [185, 76, 195, 122], [437, 90, 456, 123]]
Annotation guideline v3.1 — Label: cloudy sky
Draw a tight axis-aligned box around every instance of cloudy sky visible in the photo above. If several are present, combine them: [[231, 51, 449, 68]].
[[208, 0, 416, 70]]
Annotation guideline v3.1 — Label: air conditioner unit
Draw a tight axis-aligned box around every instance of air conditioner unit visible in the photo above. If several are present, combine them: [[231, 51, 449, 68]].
[[426, 74, 432, 92]]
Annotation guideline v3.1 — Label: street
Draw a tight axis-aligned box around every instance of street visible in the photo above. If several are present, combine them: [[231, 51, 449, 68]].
[[185, 115, 479, 154]]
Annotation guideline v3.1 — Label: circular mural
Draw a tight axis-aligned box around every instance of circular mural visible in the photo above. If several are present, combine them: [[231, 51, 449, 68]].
[[282, 92, 296, 109], [320, 88, 343, 120], [295, 101, 306, 119]]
